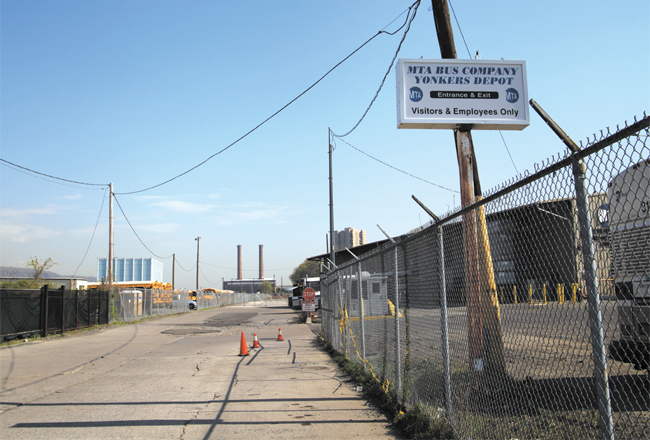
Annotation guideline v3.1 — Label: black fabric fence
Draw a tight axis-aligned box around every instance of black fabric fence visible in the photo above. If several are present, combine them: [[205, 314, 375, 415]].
[[0, 286, 110, 342]]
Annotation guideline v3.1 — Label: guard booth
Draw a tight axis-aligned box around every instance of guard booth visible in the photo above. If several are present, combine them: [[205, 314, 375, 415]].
[[344, 272, 388, 317], [120, 289, 143, 320]]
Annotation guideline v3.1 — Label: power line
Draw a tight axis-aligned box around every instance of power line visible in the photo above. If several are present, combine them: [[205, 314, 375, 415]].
[[331, 0, 420, 138], [443, 1, 521, 175], [448, 0, 472, 58], [1, 159, 107, 190], [335, 137, 459, 193], [112, 195, 173, 260], [115, 3, 421, 196], [1, 3, 421, 197], [72, 188, 108, 278], [199, 267, 218, 285], [199, 260, 295, 272], [499, 131, 519, 174], [175, 258, 195, 272]]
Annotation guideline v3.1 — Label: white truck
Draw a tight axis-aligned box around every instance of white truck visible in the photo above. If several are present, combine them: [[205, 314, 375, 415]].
[[291, 277, 321, 310], [607, 158, 650, 370]]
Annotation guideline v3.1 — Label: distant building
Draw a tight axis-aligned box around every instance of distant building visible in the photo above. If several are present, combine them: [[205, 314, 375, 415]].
[[0, 277, 88, 290], [223, 278, 276, 294], [333, 227, 367, 251], [97, 258, 164, 283]]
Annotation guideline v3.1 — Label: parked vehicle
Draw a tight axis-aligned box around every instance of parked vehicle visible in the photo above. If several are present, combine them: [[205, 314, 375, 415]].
[[607, 158, 650, 370], [290, 277, 321, 310]]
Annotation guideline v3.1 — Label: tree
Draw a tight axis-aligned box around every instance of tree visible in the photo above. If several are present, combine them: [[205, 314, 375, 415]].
[[259, 281, 273, 294], [289, 260, 320, 284], [26, 257, 56, 285]]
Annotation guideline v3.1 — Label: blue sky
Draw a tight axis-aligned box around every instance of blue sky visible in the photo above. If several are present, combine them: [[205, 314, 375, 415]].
[[1, 0, 648, 289]]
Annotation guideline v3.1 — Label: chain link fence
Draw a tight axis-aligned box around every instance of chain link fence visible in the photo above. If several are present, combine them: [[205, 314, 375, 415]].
[[321, 115, 649, 440], [113, 288, 280, 322]]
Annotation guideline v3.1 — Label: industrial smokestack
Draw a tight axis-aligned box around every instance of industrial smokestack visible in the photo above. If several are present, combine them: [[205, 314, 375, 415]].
[[237, 245, 242, 280], [259, 245, 264, 279]]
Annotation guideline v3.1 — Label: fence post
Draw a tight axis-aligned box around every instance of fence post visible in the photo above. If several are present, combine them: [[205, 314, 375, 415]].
[[336, 270, 348, 350], [393, 244, 402, 400], [438, 226, 452, 418], [573, 158, 614, 440], [60, 286, 65, 334], [42, 285, 49, 337], [345, 268, 351, 360], [75, 290, 79, 329], [357, 261, 366, 366]]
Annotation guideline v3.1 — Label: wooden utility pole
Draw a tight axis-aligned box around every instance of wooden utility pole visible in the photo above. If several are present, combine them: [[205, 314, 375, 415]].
[[430, 0, 505, 384], [172, 253, 176, 291]]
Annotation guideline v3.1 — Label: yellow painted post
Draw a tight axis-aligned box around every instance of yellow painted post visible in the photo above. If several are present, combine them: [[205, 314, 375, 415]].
[[572, 283, 577, 304], [514, 286, 517, 304], [543, 284, 547, 305], [557, 284, 563, 304], [529, 284, 533, 304]]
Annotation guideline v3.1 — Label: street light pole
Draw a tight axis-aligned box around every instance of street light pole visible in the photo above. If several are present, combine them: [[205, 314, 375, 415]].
[[108, 183, 114, 289], [195, 237, 201, 291]]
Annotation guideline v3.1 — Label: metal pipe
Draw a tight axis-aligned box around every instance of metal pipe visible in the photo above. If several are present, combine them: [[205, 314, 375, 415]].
[[574, 160, 614, 440], [394, 244, 402, 400], [357, 261, 366, 366]]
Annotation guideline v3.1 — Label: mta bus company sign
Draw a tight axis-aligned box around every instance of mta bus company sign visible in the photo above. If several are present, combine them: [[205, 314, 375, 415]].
[[396, 59, 529, 130]]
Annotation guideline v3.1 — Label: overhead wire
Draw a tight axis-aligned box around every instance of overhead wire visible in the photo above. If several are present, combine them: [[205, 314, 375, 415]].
[[112, 194, 173, 260], [500, 131, 520, 174], [71, 188, 108, 278], [334, 137, 458, 193], [1, 2, 422, 196], [447, 0, 520, 175], [199, 261, 295, 272], [175, 258, 196, 272], [199, 267, 218, 285], [1, 160, 107, 190], [331, 0, 420, 139], [448, 0, 472, 58], [115, 1, 422, 196]]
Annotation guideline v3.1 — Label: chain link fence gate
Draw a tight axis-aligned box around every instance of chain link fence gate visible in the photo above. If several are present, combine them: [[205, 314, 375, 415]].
[[321, 114, 649, 440]]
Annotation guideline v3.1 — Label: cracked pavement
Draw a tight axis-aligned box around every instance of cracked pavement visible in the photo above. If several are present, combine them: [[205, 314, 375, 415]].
[[0, 303, 401, 439]]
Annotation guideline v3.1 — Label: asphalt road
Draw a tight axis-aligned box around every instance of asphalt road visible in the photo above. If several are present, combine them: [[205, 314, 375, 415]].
[[0, 302, 402, 440]]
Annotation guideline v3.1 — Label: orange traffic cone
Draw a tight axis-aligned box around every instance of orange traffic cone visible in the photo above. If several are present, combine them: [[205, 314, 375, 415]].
[[238, 331, 249, 356], [277, 328, 284, 341], [252, 333, 260, 349]]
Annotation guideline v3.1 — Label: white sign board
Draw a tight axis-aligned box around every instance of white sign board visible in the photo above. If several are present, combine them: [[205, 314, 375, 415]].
[[302, 300, 316, 312], [396, 58, 529, 130]]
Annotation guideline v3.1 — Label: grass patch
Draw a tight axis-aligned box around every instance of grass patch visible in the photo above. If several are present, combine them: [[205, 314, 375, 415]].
[[318, 336, 454, 439]]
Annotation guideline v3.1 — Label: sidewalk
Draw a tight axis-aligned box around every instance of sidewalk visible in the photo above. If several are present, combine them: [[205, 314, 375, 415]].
[[0, 303, 401, 439]]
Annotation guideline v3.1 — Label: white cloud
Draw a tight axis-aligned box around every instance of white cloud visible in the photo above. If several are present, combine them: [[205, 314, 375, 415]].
[[213, 204, 290, 225], [64, 193, 82, 200], [0, 206, 59, 219], [0, 222, 61, 243]]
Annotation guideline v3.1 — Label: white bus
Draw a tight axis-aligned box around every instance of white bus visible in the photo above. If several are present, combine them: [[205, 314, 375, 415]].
[[607, 158, 650, 370]]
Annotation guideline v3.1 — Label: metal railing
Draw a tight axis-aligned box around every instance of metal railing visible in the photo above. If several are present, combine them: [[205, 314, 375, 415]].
[[321, 114, 649, 440]]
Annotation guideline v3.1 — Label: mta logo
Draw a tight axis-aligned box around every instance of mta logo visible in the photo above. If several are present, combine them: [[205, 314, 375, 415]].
[[505, 88, 519, 103], [409, 87, 423, 102]]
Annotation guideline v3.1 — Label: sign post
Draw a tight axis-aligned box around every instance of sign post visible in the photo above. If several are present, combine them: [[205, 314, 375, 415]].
[[302, 287, 316, 322]]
